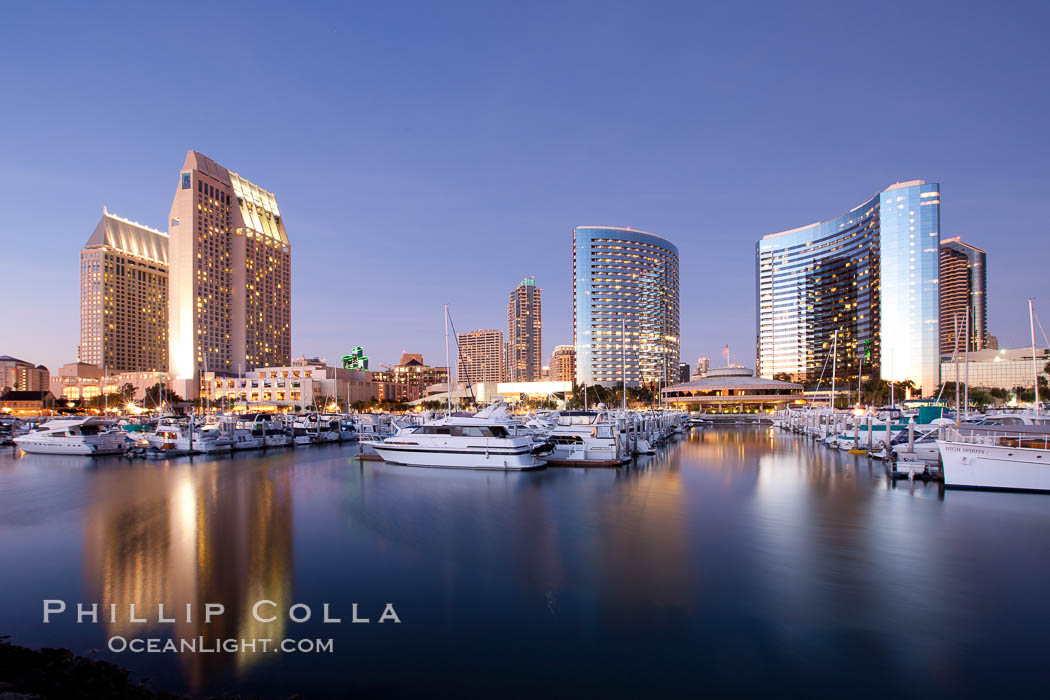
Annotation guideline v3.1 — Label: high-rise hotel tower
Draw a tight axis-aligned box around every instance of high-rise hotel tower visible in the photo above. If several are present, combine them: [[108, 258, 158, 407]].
[[168, 151, 290, 396], [80, 208, 169, 373], [756, 180, 941, 395], [506, 277, 542, 382], [573, 227, 680, 387]]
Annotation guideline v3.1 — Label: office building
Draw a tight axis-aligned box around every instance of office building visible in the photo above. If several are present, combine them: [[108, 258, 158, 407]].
[[756, 180, 941, 396], [939, 237, 987, 355], [50, 362, 170, 404], [573, 226, 680, 387], [0, 356, 50, 393], [80, 208, 169, 373], [550, 345, 576, 384], [168, 151, 291, 397], [457, 330, 503, 385], [940, 347, 1049, 391], [506, 277, 542, 382], [202, 358, 385, 411], [694, 357, 711, 378]]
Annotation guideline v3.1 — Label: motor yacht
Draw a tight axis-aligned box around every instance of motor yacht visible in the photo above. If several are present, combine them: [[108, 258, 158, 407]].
[[937, 421, 1050, 491], [245, 414, 293, 447], [370, 403, 548, 470], [146, 419, 233, 454], [13, 417, 126, 455], [200, 416, 262, 450], [544, 409, 630, 466]]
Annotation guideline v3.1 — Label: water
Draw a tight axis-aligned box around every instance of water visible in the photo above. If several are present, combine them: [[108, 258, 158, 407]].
[[1, 427, 1048, 698]]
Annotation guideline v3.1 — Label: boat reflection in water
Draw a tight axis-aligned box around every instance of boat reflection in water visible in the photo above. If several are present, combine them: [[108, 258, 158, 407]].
[[82, 458, 292, 691]]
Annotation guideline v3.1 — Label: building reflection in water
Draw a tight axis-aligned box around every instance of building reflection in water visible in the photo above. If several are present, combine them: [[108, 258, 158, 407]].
[[83, 461, 292, 691]]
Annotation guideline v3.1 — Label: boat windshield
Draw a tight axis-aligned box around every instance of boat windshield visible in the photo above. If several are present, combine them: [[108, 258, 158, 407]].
[[416, 425, 509, 438], [558, 413, 597, 426]]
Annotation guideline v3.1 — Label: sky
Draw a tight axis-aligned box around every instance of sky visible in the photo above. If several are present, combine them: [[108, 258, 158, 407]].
[[1, 1, 1048, 372]]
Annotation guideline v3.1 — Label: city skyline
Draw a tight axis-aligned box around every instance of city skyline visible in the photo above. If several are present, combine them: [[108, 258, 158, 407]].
[[2, 4, 1048, 373]]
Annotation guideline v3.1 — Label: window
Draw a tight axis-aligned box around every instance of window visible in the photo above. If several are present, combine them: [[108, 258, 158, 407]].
[[182, 173, 191, 189]]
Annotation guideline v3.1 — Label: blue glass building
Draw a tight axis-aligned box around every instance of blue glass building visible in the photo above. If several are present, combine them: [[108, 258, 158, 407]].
[[573, 227, 680, 387], [756, 181, 941, 395]]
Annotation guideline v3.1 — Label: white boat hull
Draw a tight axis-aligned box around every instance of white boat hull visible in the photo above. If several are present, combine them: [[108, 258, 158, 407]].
[[370, 444, 544, 470], [938, 440, 1050, 491], [14, 436, 125, 455]]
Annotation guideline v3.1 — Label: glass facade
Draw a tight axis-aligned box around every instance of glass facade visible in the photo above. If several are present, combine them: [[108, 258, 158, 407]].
[[756, 181, 941, 395], [573, 227, 680, 387]]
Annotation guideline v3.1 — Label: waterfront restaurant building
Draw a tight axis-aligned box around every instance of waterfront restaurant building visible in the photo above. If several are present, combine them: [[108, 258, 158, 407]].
[[757, 180, 941, 396], [661, 366, 803, 413]]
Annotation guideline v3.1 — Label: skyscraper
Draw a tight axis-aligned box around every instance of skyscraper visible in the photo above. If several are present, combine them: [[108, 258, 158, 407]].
[[573, 226, 680, 387], [550, 345, 576, 384], [457, 330, 503, 386], [506, 277, 542, 382], [167, 151, 291, 396], [756, 180, 941, 395], [939, 237, 987, 355], [80, 208, 169, 373]]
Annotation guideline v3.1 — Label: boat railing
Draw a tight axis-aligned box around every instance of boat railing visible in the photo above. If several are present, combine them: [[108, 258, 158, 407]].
[[946, 426, 1050, 450]]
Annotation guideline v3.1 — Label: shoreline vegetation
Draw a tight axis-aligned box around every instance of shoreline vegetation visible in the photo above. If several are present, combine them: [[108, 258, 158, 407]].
[[0, 638, 287, 700]]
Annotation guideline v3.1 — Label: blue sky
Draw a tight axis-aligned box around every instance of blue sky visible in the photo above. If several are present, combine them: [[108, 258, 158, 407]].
[[1, 1, 1048, 372]]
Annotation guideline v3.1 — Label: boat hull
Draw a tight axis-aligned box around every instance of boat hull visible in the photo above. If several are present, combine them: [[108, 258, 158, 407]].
[[14, 436, 125, 455], [938, 440, 1050, 491], [370, 444, 544, 470]]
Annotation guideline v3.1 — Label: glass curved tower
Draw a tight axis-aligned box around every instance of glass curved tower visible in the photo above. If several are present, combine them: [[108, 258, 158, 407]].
[[756, 180, 941, 396], [573, 226, 680, 387]]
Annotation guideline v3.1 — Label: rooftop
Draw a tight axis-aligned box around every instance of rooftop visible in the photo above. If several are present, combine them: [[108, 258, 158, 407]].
[[663, 366, 803, 393], [84, 208, 168, 265]]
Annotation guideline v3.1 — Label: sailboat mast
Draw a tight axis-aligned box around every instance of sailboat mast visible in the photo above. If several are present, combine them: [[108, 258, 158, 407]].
[[1031, 298, 1040, 416], [830, 330, 837, 408], [954, 313, 960, 419], [621, 317, 626, 412], [444, 304, 452, 416], [964, 307, 970, 420]]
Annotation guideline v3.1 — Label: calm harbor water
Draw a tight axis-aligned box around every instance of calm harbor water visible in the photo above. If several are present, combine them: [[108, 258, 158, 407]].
[[1, 427, 1048, 698]]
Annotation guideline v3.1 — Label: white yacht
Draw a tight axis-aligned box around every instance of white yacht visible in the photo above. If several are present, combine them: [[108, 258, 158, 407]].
[[147, 420, 233, 454], [937, 421, 1050, 491], [545, 410, 630, 466], [13, 417, 126, 456], [370, 403, 548, 470], [201, 416, 262, 451], [245, 415, 292, 448]]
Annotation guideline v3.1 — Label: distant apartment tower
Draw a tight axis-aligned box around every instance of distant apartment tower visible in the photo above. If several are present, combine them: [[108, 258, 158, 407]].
[[939, 237, 987, 355], [80, 208, 169, 373], [573, 227, 680, 386], [550, 345, 576, 384], [678, 362, 690, 384], [757, 180, 941, 395], [694, 357, 711, 377], [506, 277, 542, 382], [0, 356, 50, 393], [457, 330, 503, 386], [168, 151, 291, 396]]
